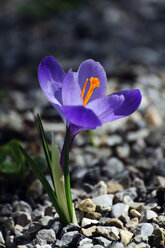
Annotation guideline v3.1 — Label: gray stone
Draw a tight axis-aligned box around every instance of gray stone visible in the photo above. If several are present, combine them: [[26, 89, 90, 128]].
[[103, 157, 124, 177], [92, 194, 114, 212], [34, 245, 52, 248], [78, 244, 93, 248], [13, 200, 32, 214], [55, 239, 66, 247], [93, 245, 104, 248], [106, 135, 123, 146], [39, 216, 54, 227], [109, 242, 124, 248], [81, 217, 99, 227], [146, 209, 158, 220], [79, 237, 93, 246], [94, 236, 112, 246], [61, 231, 80, 245], [91, 180, 107, 197], [111, 203, 129, 218], [12, 211, 31, 227], [127, 129, 149, 141], [51, 220, 61, 235], [36, 229, 56, 244], [140, 223, 154, 240], [23, 222, 42, 239]]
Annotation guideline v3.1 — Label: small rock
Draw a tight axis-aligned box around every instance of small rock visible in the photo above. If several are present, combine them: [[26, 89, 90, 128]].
[[157, 215, 165, 227], [79, 237, 93, 246], [127, 129, 149, 142], [100, 218, 123, 229], [13, 201, 32, 214], [78, 198, 96, 213], [111, 203, 129, 219], [94, 236, 112, 246], [126, 217, 139, 231], [61, 231, 80, 245], [120, 230, 133, 246], [145, 106, 163, 127], [116, 144, 130, 158], [44, 206, 56, 216], [91, 180, 107, 197], [55, 239, 66, 247], [0, 231, 5, 244], [51, 220, 62, 235], [81, 226, 97, 237], [156, 176, 165, 188], [109, 242, 124, 248], [146, 210, 158, 220], [106, 135, 123, 146], [39, 216, 54, 227], [23, 222, 42, 239], [36, 229, 56, 244], [17, 245, 29, 248], [127, 242, 150, 248], [81, 218, 99, 227], [79, 244, 93, 248], [93, 245, 104, 248], [86, 212, 102, 220], [14, 224, 23, 237], [130, 209, 142, 218], [12, 212, 31, 227], [103, 157, 124, 177], [96, 226, 120, 241], [140, 223, 154, 241], [107, 181, 124, 194], [91, 194, 114, 212], [153, 227, 165, 248]]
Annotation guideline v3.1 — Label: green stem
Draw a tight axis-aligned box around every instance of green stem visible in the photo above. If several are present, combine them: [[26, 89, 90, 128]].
[[64, 126, 77, 224]]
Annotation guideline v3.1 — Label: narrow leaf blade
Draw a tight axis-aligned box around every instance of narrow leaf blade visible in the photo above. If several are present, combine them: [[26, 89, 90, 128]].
[[52, 134, 70, 223], [63, 127, 77, 224], [19, 146, 68, 225], [37, 114, 54, 188]]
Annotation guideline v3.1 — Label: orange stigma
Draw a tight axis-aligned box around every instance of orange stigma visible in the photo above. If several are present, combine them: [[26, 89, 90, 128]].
[[80, 77, 100, 106]]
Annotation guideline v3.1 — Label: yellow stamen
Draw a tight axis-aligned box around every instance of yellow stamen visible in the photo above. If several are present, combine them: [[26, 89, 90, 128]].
[[80, 78, 88, 100], [80, 77, 100, 106]]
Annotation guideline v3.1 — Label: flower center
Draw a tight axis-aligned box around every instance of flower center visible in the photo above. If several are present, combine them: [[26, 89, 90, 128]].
[[80, 77, 100, 106]]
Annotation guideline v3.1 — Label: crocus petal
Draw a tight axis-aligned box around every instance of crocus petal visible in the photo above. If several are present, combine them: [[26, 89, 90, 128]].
[[78, 59, 107, 103], [38, 56, 65, 104], [50, 103, 67, 124], [62, 70, 82, 106], [62, 105, 102, 129], [87, 89, 142, 123]]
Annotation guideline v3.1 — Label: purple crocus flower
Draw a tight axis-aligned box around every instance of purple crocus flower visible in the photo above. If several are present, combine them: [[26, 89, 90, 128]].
[[38, 56, 142, 169]]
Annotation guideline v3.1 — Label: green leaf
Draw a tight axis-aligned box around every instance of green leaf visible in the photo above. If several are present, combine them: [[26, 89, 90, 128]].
[[63, 127, 77, 224], [51, 134, 70, 223], [19, 146, 68, 226], [0, 140, 25, 175], [37, 114, 55, 189]]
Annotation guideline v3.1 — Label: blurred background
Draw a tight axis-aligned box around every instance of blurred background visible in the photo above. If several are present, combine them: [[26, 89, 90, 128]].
[[0, 0, 165, 189]]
